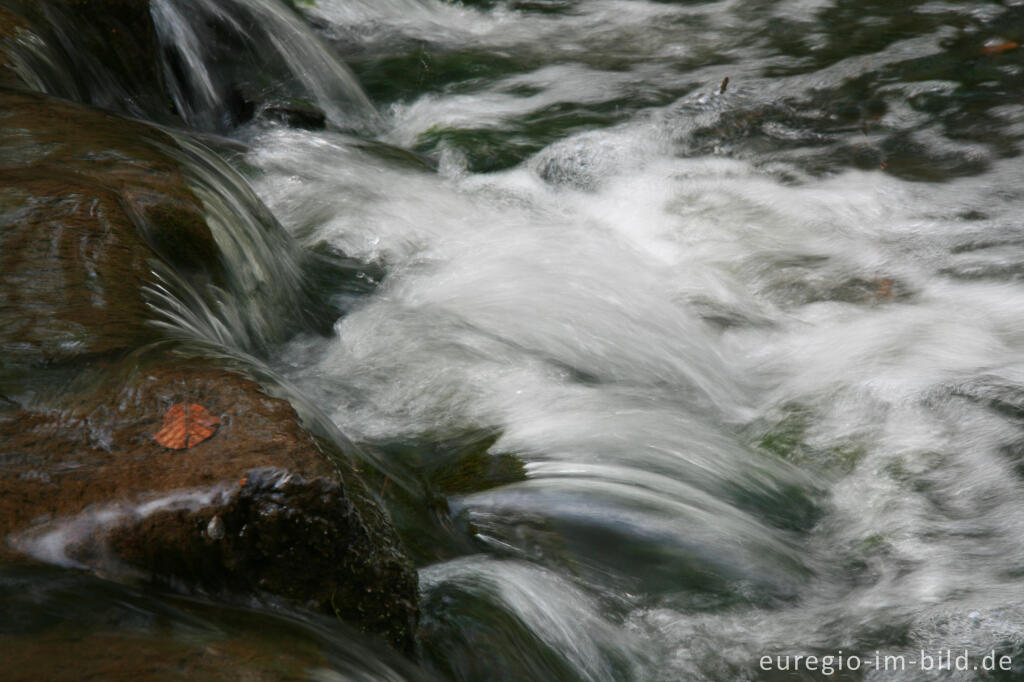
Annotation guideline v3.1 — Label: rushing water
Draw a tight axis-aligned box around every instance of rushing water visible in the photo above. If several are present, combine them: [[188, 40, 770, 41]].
[[10, 0, 1024, 679], [230, 1, 1024, 679]]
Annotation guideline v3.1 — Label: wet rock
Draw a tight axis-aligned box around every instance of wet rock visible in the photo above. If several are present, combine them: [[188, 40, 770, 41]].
[[0, 90, 222, 368], [259, 97, 328, 131], [2, 628, 333, 682], [0, 564, 425, 682], [0, 88, 352, 359], [0, 171, 161, 364], [0, 355, 418, 653], [0, 90, 418, 652], [0, 0, 171, 121]]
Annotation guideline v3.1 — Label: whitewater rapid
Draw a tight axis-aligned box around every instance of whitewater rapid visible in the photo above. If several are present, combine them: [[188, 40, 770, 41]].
[[219, 0, 1024, 678]]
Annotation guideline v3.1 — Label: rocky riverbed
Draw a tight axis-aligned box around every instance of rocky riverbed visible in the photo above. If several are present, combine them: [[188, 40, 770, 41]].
[[0, 1, 418, 661]]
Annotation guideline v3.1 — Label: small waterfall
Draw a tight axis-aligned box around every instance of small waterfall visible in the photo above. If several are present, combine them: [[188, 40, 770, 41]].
[[149, 131, 311, 352], [11, 0, 1024, 679], [131, 130, 409, 486], [1, 0, 378, 132], [0, 0, 160, 119], [151, 0, 380, 131]]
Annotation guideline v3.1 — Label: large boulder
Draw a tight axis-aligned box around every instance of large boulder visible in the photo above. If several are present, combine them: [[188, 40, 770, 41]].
[[1, 355, 418, 652], [0, 90, 417, 652], [0, 88, 336, 356]]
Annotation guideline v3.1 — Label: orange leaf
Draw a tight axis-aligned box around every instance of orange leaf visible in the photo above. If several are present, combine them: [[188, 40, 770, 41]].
[[154, 403, 220, 449], [981, 41, 1019, 55]]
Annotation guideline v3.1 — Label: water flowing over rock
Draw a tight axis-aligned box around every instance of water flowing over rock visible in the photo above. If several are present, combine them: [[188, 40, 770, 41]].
[[1, 356, 418, 652], [0, 91, 218, 366], [0, 89, 417, 652], [9, 0, 1024, 678], [0, 564, 426, 681], [0, 89, 315, 356], [0, 0, 377, 132]]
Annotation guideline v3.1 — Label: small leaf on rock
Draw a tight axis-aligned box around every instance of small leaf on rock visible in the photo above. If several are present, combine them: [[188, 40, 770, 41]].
[[154, 403, 220, 449]]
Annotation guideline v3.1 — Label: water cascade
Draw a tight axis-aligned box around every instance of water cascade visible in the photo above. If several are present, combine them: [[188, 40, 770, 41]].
[[5, 0, 1024, 680]]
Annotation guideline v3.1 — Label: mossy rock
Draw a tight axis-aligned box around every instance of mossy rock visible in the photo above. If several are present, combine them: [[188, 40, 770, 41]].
[[752, 403, 866, 476]]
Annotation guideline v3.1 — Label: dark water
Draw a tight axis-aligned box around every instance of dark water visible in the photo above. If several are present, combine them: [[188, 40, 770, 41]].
[[8, 0, 1024, 680]]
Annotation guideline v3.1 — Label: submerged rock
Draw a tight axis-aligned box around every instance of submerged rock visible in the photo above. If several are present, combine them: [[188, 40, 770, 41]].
[[0, 90, 417, 652], [0, 564, 426, 682], [258, 96, 328, 131]]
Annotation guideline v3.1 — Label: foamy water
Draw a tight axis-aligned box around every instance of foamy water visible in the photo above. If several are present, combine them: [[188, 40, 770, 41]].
[[169, 0, 1024, 678]]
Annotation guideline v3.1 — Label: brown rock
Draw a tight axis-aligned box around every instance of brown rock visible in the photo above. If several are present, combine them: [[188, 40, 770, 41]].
[[1, 630, 330, 682], [0, 355, 417, 653], [0, 170, 164, 364], [0, 90, 418, 652], [0, 91, 224, 368]]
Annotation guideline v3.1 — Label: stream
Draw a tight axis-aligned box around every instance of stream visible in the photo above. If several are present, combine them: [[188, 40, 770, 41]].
[[8, 0, 1024, 680]]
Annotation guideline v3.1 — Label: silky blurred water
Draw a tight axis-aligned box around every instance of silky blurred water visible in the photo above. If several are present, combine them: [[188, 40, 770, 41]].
[[11, 0, 1024, 679], [234, 1, 1024, 679]]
